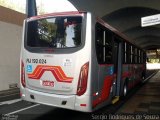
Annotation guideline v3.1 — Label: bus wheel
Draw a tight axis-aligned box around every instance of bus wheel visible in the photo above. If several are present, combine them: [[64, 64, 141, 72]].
[[123, 83, 128, 97]]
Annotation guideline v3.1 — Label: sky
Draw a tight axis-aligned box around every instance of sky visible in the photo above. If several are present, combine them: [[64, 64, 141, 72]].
[[6, 0, 77, 14], [36, 0, 77, 13]]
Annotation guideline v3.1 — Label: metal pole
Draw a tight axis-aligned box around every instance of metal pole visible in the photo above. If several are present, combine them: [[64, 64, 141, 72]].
[[26, 0, 37, 18]]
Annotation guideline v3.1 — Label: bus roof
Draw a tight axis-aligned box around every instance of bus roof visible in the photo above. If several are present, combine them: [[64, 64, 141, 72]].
[[27, 11, 86, 21]]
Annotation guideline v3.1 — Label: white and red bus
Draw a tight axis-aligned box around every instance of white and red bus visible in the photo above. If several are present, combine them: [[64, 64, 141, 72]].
[[20, 11, 146, 112]]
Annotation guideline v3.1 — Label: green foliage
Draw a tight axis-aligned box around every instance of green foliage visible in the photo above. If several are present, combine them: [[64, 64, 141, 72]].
[[72, 24, 81, 46], [38, 19, 57, 44]]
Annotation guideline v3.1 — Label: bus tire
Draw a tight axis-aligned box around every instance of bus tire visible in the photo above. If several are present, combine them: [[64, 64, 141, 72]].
[[122, 82, 128, 97]]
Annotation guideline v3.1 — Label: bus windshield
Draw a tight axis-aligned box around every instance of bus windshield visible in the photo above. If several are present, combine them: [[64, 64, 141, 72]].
[[26, 16, 82, 48]]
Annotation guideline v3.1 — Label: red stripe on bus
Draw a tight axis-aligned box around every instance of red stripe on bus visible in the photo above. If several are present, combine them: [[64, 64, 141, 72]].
[[92, 75, 113, 107], [28, 11, 85, 21], [122, 71, 131, 79], [80, 104, 87, 107], [28, 65, 73, 83]]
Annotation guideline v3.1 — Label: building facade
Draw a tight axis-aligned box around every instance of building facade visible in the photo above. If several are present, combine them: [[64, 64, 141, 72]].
[[0, 6, 25, 91]]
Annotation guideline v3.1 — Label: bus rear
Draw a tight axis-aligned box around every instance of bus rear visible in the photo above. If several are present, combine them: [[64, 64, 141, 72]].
[[20, 11, 92, 112]]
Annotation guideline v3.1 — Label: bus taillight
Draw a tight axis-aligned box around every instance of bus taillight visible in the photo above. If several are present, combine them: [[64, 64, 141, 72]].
[[77, 62, 89, 96], [21, 61, 26, 88]]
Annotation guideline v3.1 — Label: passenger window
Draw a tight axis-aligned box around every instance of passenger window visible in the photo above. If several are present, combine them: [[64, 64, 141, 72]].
[[105, 31, 112, 63], [134, 48, 138, 64], [124, 42, 127, 63], [141, 51, 143, 63], [95, 23, 113, 64], [124, 42, 131, 64], [138, 49, 141, 63], [127, 44, 131, 64], [96, 25, 104, 64], [131, 46, 135, 64]]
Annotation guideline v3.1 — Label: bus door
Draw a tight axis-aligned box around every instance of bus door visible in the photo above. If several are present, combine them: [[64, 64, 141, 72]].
[[112, 38, 122, 98]]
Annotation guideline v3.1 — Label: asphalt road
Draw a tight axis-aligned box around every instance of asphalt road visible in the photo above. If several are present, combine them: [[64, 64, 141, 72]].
[[0, 98, 123, 120], [0, 70, 158, 120]]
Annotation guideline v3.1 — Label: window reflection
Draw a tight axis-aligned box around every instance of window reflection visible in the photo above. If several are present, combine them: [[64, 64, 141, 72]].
[[27, 17, 82, 48]]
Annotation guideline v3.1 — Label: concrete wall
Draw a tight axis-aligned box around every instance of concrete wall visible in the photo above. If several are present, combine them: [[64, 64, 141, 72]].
[[0, 6, 26, 91]]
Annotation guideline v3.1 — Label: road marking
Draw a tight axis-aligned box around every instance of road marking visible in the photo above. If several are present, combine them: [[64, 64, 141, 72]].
[[5, 104, 40, 115], [142, 71, 157, 83], [0, 99, 22, 106], [0, 93, 19, 98], [0, 89, 19, 95]]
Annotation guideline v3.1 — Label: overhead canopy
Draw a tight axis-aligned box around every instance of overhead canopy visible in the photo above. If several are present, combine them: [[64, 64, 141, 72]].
[[68, 0, 160, 50]]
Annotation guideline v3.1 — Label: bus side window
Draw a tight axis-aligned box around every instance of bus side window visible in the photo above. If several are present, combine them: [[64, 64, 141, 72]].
[[134, 48, 137, 64], [126, 43, 131, 64], [124, 42, 127, 63], [95, 23, 104, 64], [141, 51, 143, 63], [95, 23, 112, 64], [131, 45, 135, 64], [138, 49, 141, 64], [105, 30, 112, 64]]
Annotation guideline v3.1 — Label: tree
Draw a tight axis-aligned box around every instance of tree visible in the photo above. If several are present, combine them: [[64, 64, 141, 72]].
[[73, 24, 81, 46], [38, 19, 58, 47]]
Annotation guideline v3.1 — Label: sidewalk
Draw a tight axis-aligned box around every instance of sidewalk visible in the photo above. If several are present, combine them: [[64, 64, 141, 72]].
[[0, 88, 20, 102], [117, 71, 160, 114]]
